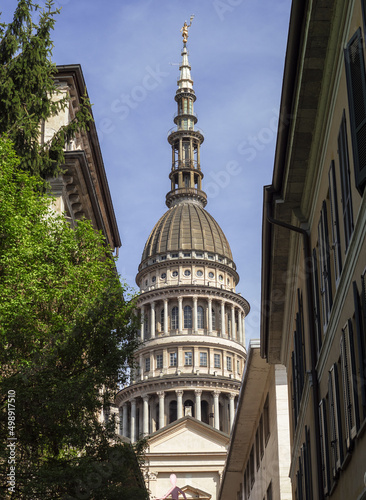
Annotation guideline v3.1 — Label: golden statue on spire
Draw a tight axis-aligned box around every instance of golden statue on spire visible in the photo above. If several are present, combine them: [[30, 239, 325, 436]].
[[181, 15, 194, 44]]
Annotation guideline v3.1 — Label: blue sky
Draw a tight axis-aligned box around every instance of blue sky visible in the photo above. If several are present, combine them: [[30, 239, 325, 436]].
[[3, 0, 292, 346]]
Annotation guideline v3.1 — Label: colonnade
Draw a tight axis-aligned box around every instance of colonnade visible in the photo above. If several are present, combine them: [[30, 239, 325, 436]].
[[119, 389, 237, 443], [140, 296, 245, 345]]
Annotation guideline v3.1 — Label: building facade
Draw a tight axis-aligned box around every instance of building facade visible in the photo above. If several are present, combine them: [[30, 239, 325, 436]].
[[218, 340, 291, 500], [261, 1, 366, 499], [116, 26, 249, 499], [46, 64, 121, 252]]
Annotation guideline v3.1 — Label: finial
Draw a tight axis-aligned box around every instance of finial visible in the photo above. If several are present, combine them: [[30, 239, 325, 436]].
[[180, 15, 194, 44]]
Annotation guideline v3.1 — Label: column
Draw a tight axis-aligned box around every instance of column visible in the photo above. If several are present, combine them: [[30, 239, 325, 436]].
[[242, 315, 246, 346], [176, 390, 184, 419], [229, 393, 235, 431], [178, 296, 183, 333], [193, 296, 198, 334], [238, 310, 243, 345], [195, 390, 202, 421], [143, 395, 149, 436], [208, 298, 213, 334], [221, 301, 226, 337], [140, 306, 145, 342], [213, 391, 220, 430], [158, 391, 165, 430], [122, 403, 128, 437], [231, 305, 236, 340], [164, 298, 168, 334], [119, 407, 123, 435], [150, 302, 155, 338], [130, 398, 136, 443]]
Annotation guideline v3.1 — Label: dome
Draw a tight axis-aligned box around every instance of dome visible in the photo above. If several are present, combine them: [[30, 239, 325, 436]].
[[141, 202, 233, 263]]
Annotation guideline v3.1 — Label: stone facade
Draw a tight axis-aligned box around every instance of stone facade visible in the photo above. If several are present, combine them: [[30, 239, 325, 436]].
[[219, 340, 291, 500], [261, 1, 366, 499]]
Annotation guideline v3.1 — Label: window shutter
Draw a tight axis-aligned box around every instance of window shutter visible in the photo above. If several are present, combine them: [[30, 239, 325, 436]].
[[312, 248, 322, 354], [328, 364, 343, 476], [319, 399, 330, 495], [344, 28, 366, 194], [353, 280, 366, 419], [318, 202, 333, 327], [337, 111, 354, 248], [328, 161, 342, 281], [340, 320, 360, 449]]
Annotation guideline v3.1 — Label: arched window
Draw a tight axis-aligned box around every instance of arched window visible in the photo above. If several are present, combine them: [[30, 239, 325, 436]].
[[169, 400, 177, 424], [160, 308, 164, 332], [184, 399, 194, 418], [144, 314, 149, 339], [171, 306, 178, 329], [184, 305, 192, 329], [212, 308, 216, 329], [197, 306, 204, 329]]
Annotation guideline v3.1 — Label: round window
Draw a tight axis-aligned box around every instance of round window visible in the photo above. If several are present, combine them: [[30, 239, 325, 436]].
[[161, 273, 166, 279], [219, 275, 223, 281], [208, 272, 214, 279], [184, 270, 191, 276], [196, 270, 203, 277], [152, 276, 156, 283], [172, 270, 178, 277]]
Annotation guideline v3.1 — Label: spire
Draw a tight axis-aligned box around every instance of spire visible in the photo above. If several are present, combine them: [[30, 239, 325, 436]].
[[166, 19, 207, 208]]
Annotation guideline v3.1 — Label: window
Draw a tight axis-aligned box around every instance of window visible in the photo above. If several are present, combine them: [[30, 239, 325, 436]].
[[197, 306, 204, 329], [208, 271, 214, 278], [172, 270, 178, 277], [259, 415, 264, 458], [183, 252, 191, 257], [196, 270, 203, 277], [200, 352, 207, 367], [338, 111, 354, 248], [214, 353, 221, 368], [353, 276, 366, 418], [184, 269, 191, 276], [344, 29, 366, 194], [185, 351, 192, 366], [171, 306, 178, 329], [328, 161, 342, 282], [264, 394, 270, 444], [212, 308, 216, 329], [318, 202, 333, 327], [152, 276, 156, 283], [171, 253, 178, 258], [156, 354, 163, 369], [328, 364, 343, 477], [312, 248, 322, 355], [161, 272, 166, 279], [208, 254, 214, 259], [319, 399, 330, 495], [249, 446, 255, 487], [196, 252, 203, 257], [256, 430, 260, 470], [219, 274, 223, 281], [170, 352, 177, 367], [184, 305, 192, 328], [292, 290, 306, 425], [237, 360, 240, 374], [160, 255, 166, 260], [340, 320, 360, 449], [227, 356, 232, 371], [145, 357, 150, 372]]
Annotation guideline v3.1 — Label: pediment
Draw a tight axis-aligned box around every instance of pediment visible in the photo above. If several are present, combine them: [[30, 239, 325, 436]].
[[148, 416, 229, 454], [181, 484, 212, 499]]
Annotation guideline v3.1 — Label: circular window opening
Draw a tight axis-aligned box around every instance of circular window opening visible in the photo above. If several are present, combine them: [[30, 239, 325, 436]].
[[161, 273, 166, 279], [172, 271, 178, 277], [184, 270, 191, 276], [208, 272, 214, 279], [196, 270, 203, 277]]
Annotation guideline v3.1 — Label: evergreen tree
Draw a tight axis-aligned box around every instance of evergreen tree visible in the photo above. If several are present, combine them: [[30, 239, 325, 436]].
[[0, 0, 92, 179], [0, 137, 147, 499]]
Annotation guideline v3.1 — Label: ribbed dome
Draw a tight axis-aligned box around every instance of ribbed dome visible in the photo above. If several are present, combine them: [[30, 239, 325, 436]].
[[141, 202, 233, 262]]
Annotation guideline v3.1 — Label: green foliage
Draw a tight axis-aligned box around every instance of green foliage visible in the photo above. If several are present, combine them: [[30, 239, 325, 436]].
[[0, 0, 93, 179], [0, 137, 147, 499]]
